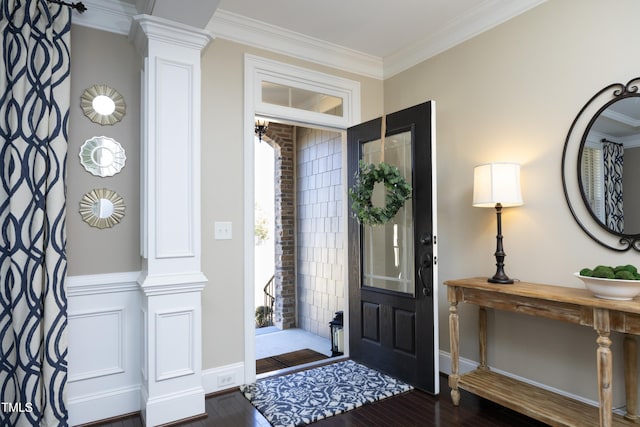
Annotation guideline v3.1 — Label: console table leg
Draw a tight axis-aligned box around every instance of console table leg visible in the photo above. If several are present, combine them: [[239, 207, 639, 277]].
[[448, 287, 460, 406], [479, 307, 488, 370], [595, 308, 612, 427], [624, 334, 638, 421]]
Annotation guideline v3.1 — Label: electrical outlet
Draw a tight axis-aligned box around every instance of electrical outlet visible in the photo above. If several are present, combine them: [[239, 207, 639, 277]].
[[217, 372, 236, 387], [214, 221, 232, 240]]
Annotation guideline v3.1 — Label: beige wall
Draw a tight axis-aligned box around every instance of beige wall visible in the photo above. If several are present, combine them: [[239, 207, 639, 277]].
[[68, 26, 141, 276], [385, 0, 640, 402], [199, 39, 383, 368]]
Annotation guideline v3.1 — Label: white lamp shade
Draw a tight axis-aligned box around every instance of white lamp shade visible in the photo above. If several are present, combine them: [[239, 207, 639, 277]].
[[473, 162, 523, 207]]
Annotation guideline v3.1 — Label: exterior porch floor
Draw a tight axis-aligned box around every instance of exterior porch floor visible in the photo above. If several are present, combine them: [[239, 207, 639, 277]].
[[255, 327, 332, 359]]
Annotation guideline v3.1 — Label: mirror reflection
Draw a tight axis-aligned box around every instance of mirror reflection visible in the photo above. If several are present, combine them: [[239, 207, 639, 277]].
[[79, 188, 125, 229], [580, 96, 640, 235], [93, 146, 114, 166], [92, 95, 116, 116], [92, 198, 114, 218]]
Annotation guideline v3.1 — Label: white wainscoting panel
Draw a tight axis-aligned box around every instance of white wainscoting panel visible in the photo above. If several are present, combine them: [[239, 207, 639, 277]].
[[68, 308, 124, 382], [67, 272, 141, 426], [156, 309, 194, 381]]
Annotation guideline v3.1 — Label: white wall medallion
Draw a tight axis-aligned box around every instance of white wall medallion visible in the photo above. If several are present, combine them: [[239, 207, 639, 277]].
[[81, 84, 126, 125], [79, 188, 126, 229], [79, 136, 126, 177]]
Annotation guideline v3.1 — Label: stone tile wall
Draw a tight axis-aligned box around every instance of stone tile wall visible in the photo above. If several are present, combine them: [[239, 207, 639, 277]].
[[296, 127, 345, 339]]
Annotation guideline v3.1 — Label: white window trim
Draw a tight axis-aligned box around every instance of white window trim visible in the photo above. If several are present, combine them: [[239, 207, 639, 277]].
[[245, 54, 361, 128]]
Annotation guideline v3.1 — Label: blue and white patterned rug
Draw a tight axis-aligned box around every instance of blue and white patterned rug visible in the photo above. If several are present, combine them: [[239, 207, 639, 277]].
[[240, 359, 413, 427]]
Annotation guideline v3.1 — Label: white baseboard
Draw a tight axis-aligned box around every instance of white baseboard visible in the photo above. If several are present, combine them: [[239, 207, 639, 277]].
[[142, 386, 205, 427], [202, 362, 245, 394], [438, 350, 476, 376], [68, 385, 140, 426]]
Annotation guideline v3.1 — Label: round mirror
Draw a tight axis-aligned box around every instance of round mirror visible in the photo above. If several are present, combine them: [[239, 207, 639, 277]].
[[79, 188, 125, 229], [81, 84, 126, 125], [579, 97, 640, 235], [562, 77, 640, 252], [79, 136, 126, 177]]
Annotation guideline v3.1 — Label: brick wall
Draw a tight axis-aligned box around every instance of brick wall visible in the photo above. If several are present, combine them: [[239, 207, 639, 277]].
[[264, 123, 296, 329]]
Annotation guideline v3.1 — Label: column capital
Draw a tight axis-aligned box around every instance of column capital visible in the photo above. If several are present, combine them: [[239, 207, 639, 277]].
[[129, 14, 213, 57]]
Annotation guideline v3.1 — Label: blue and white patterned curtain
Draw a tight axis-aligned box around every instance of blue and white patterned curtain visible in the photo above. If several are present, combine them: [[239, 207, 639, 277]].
[[603, 141, 624, 233], [0, 1, 70, 426]]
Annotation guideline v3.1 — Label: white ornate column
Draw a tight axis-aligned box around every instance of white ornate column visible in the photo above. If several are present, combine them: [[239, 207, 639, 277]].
[[129, 15, 212, 427]]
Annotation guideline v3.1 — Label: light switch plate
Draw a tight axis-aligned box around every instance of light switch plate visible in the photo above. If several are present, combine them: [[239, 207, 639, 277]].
[[214, 221, 232, 240]]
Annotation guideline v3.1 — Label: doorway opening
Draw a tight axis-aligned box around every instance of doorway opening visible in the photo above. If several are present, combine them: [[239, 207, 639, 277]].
[[253, 120, 345, 374], [244, 54, 360, 383]]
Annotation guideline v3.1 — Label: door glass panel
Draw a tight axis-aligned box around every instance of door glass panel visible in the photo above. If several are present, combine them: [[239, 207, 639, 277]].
[[261, 81, 344, 116], [361, 131, 414, 296]]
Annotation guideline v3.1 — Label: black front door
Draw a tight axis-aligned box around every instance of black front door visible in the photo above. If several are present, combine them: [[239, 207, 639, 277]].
[[347, 101, 437, 393]]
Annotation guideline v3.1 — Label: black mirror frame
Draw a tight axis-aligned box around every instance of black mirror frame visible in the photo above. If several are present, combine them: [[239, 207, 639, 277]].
[[562, 76, 640, 252]]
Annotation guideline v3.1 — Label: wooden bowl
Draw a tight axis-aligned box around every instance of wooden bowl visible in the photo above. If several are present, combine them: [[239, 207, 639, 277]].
[[574, 272, 640, 300]]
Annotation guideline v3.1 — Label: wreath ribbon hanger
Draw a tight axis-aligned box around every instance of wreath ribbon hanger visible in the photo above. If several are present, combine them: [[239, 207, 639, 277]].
[[348, 112, 412, 226], [380, 113, 386, 163]]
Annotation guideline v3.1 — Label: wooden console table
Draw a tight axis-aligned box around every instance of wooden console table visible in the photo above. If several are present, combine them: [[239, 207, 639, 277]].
[[445, 277, 640, 427]]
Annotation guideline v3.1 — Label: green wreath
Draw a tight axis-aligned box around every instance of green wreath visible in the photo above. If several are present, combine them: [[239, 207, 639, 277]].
[[349, 161, 412, 226]]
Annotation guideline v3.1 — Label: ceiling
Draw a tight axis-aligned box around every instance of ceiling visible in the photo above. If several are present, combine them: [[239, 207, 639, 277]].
[[78, 0, 547, 78], [215, 0, 540, 59]]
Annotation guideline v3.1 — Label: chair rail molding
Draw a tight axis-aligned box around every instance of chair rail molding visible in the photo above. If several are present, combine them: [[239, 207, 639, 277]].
[[67, 271, 140, 296], [129, 14, 212, 427]]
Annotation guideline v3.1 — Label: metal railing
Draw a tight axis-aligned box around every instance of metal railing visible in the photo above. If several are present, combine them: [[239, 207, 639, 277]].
[[256, 275, 275, 327]]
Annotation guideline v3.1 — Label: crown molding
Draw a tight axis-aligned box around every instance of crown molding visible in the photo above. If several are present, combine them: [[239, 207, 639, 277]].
[[207, 10, 384, 80], [72, 0, 137, 35], [72, 0, 547, 80], [383, 0, 547, 78]]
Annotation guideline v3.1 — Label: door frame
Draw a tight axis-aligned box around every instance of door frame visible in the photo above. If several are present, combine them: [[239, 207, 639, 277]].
[[243, 55, 361, 384]]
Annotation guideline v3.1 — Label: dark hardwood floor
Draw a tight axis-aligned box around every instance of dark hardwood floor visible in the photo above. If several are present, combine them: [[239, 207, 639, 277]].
[[91, 373, 549, 427]]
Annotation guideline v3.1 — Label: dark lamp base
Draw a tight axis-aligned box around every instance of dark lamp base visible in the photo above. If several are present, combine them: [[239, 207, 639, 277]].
[[487, 203, 514, 285], [488, 276, 514, 284]]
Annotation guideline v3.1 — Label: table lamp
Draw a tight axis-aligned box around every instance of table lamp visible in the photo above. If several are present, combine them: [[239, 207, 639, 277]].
[[473, 162, 523, 284]]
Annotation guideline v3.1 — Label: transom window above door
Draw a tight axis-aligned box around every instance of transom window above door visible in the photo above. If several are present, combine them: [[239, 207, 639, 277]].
[[261, 81, 344, 116], [246, 54, 360, 129]]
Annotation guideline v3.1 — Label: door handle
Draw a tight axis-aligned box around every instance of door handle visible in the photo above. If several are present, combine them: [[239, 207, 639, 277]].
[[419, 233, 431, 246], [418, 254, 432, 297]]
